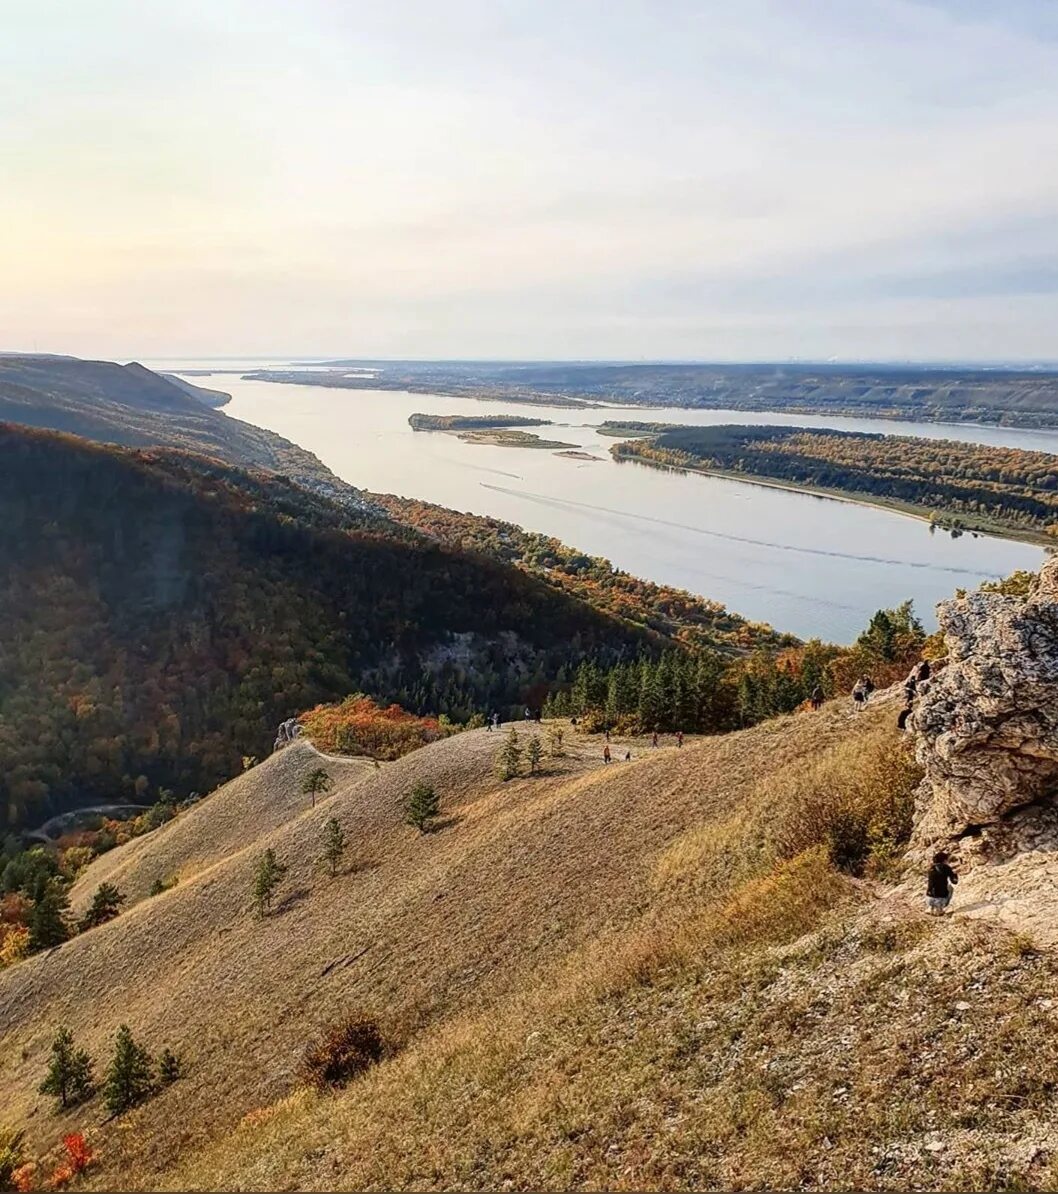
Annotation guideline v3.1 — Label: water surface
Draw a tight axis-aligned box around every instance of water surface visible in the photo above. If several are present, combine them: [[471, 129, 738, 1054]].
[[153, 361, 1049, 642]]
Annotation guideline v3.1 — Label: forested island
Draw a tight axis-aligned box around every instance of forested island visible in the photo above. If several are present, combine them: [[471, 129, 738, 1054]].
[[611, 424, 1058, 544], [408, 411, 576, 449], [408, 413, 548, 431]]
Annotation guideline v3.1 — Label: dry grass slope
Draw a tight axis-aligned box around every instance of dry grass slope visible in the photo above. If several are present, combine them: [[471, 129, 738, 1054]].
[[5, 701, 1057, 1191]]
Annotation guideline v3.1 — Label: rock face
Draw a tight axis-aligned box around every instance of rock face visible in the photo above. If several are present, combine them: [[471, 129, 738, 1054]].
[[911, 558, 1058, 855]]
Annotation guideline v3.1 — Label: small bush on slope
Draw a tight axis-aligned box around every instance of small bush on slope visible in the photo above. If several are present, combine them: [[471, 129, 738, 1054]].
[[300, 1015, 385, 1090]]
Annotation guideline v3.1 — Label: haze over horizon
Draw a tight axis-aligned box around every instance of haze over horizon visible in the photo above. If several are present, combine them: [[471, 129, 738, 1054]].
[[6, 1, 1058, 362]]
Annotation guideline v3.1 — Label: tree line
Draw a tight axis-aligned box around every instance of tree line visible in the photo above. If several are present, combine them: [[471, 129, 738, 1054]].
[[612, 424, 1058, 538]]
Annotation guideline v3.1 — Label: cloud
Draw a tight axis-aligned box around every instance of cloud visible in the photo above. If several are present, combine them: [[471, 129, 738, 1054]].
[[2, 0, 1058, 358]]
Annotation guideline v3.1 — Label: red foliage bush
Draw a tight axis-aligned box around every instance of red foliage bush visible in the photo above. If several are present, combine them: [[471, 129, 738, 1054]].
[[299, 695, 443, 761]]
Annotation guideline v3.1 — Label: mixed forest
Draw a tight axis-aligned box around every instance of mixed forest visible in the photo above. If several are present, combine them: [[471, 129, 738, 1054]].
[[611, 424, 1058, 542], [0, 425, 658, 833]]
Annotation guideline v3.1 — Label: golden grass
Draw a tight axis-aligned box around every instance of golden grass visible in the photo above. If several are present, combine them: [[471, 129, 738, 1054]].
[[13, 699, 1057, 1191]]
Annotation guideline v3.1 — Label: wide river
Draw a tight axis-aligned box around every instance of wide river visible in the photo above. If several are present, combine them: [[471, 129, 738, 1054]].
[[152, 360, 1052, 642]]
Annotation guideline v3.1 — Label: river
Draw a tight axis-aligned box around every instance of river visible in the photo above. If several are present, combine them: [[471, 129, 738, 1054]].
[[151, 360, 1050, 642]]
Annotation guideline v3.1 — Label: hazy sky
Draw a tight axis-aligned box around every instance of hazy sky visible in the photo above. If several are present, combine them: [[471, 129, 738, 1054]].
[[4, 0, 1058, 360]]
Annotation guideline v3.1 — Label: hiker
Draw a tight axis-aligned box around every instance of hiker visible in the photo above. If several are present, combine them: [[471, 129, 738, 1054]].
[[676, 730, 684, 748], [852, 675, 873, 711], [651, 730, 659, 748], [535, 709, 542, 723], [914, 659, 932, 684], [624, 749, 631, 761], [810, 685, 824, 711], [492, 712, 500, 730], [897, 705, 913, 731], [486, 712, 494, 732], [605, 728, 610, 743], [524, 706, 531, 721], [926, 851, 958, 915], [603, 745, 612, 764]]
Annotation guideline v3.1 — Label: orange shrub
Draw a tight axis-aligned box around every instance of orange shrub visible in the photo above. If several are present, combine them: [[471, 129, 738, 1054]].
[[48, 1134, 93, 1188], [299, 695, 443, 760]]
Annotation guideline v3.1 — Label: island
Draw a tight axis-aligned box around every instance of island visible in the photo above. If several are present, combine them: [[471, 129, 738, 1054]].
[[408, 412, 578, 450], [596, 420, 680, 437], [610, 423, 1058, 545]]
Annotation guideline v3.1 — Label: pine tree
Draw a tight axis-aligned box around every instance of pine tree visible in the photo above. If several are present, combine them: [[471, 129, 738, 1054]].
[[28, 878, 70, 951], [527, 736, 543, 774], [39, 1027, 94, 1110], [321, 817, 346, 876], [405, 781, 439, 833], [158, 1048, 181, 1085], [79, 882, 126, 930], [547, 725, 565, 757], [252, 848, 288, 916], [301, 767, 333, 808], [496, 727, 522, 781], [103, 1025, 154, 1115]]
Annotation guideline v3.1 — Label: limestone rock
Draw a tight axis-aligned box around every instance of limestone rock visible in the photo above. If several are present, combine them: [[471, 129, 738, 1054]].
[[911, 557, 1058, 851]]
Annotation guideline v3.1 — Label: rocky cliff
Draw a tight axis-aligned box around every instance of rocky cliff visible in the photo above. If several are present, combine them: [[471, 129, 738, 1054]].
[[911, 558, 1058, 866]]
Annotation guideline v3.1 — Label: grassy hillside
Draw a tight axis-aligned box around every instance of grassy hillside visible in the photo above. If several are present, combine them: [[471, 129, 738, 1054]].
[[5, 700, 1058, 1190], [0, 354, 364, 506], [0, 426, 655, 831]]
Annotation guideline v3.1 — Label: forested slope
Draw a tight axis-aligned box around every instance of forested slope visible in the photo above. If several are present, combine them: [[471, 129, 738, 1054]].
[[0, 425, 653, 831]]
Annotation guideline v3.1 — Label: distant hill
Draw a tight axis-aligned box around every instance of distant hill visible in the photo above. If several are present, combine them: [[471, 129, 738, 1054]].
[[0, 354, 366, 508], [259, 359, 1058, 428]]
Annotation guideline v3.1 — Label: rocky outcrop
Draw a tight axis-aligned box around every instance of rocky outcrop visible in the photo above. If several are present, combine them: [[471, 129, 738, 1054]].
[[911, 558, 1058, 857], [273, 717, 302, 752]]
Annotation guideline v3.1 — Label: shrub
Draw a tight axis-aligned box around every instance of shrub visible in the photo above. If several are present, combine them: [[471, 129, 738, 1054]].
[[300, 1014, 384, 1089], [49, 1133, 94, 1187], [546, 726, 565, 757], [158, 1047, 181, 1085], [405, 782, 439, 833], [300, 695, 443, 760], [767, 724, 921, 876], [0, 924, 30, 969], [0, 1127, 26, 1190]]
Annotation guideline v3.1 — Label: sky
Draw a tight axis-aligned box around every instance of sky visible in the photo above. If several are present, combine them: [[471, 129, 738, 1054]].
[[3, 0, 1058, 361]]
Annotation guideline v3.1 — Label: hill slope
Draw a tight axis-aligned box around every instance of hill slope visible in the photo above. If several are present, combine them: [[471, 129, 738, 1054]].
[[0, 706, 876, 1183], [4, 694, 1058, 1191], [0, 354, 363, 505], [0, 426, 654, 831]]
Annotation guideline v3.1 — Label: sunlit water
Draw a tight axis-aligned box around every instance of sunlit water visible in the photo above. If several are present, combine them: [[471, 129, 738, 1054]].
[[149, 360, 1050, 642]]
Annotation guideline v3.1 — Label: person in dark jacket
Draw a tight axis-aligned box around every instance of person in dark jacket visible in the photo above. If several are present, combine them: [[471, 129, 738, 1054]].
[[811, 685, 824, 711], [926, 851, 958, 915]]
